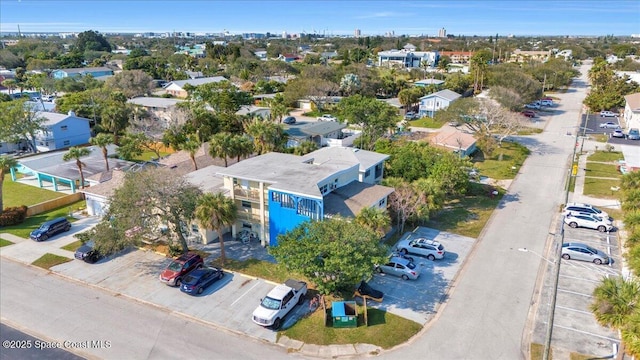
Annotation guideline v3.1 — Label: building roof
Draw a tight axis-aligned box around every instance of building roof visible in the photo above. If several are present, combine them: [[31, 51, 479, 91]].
[[184, 165, 227, 194], [625, 92, 640, 111], [236, 105, 270, 116], [127, 97, 184, 109], [81, 168, 127, 198], [54, 67, 113, 74], [166, 76, 228, 89], [286, 121, 346, 138], [19, 145, 135, 182], [430, 128, 477, 152], [621, 144, 640, 169], [324, 181, 394, 218], [415, 79, 445, 86], [378, 97, 403, 108], [302, 147, 389, 172], [40, 111, 91, 127], [216, 152, 350, 198], [420, 89, 462, 102], [158, 143, 227, 176]]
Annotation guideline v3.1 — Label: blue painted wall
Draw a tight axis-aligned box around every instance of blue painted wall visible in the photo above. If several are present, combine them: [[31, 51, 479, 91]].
[[268, 190, 323, 247], [52, 69, 114, 79]]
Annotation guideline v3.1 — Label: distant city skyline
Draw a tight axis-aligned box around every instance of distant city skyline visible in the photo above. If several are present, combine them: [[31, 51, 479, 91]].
[[1, 0, 639, 37]]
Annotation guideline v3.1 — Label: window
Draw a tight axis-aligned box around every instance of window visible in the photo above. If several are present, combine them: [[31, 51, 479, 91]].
[[365, 169, 370, 178], [60, 125, 68, 131], [378, 199, 386, 207], [297, 198, 318, 219], [319, 184, 328, 194], [241, 201, 251, 208], [63, 140, 70, 146]]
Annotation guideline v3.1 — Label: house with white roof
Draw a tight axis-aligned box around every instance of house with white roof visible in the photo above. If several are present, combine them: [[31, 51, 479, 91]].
[[34, 111, 92, 152], [127, 97, 185, 128], [163, 76, 228, 98], [623, 92, 640, 130], [418, 89, 462, 118], [377, 49, 439, 69], [51, 67, 114, 79]]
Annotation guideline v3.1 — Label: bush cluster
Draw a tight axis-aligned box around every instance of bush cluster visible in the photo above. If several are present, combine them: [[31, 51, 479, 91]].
[[0, 206, 28, 226]]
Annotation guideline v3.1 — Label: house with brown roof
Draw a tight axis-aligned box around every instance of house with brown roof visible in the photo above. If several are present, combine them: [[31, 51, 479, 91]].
[[82, 168, 128, 216], [429, 127, 477, 157]]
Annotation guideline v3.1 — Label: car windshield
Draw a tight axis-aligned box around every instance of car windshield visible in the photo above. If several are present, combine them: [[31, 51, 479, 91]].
[[260, 296, 281, 310], [406, 262, 416, 270], [182, 274, 196, 284], [167, 261, 183, 271], [38, 224, 49, 230]]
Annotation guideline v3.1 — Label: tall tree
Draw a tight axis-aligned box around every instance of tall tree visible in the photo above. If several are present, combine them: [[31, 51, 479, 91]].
[[89, 133, 114, 171], [179, 133, 202, 171], [62, 147, 91, 189], [230, 134, 254, 162], [0, 156, 18, 214], [209, 132, 234, 167], [104, 70, 154, 99], [266, 93, 289, 123], [194, 193, 237, 265], [0, 99, 46, 153], [243, 119, 288, 154], [354, 207, 391, 238], [337, 95, 398, 150]]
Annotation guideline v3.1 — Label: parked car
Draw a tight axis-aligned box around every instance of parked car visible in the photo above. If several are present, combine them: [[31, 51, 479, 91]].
[[29, 217, 71, 241], [283, 116, 296, 124], [375, 256, 420, 280], [563, 213, 613, 232], [317, 114, 337, 122], [599, 121, 620, 129], [396, 238, 445, 260], [561, 243, 610, 265], [524, 103, 541, 110], [404, 111, 418, 120], [521, 110, 536, 118], [612, 129, 625, 138], [74, 242, 103, 264], [539, 99, 553, 106], [600, 111, 616, 118], [627, 128, 640, 140], [563, 202, 611, 220], [252, 279, 307, 329], [180, 266, 224, 295], [159, 252, 204, 286]]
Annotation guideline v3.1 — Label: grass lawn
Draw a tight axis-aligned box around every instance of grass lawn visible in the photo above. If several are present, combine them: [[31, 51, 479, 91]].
[[32, 253, 72, 269], [409, 117, 445, 128], [133, 151, 171, 162], [590, 134, 609, 143], [569, 352, 598, 360], [530, 343, 551, 359], [517, 128, 543, 135], [209, 258, 306, 285], [472, 142, 530, 180], [0, 201, 83, 239], [61, 240, 84, 252], [281, 306, 421, 349], [3, 174, 65, 208], [0, 238, 14, 247], [584, 162, 622, 179], [587, 151, 623, 163], [423, 183, 504, 238], [583, 178, 622, 199]]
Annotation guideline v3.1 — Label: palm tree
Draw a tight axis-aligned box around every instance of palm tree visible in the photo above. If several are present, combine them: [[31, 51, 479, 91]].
[[293, 140, 318, 156], [0, 156, 18, 214], [355, 207, 391, 238], [230, 134, 254, 163], [194, 193, 237, 265], [179, 133, 201, 171], [89, 133, 115, 171], [244, 119, 287, 155], [590, 276, 640, 359], [267, 94, 288, 123], [209, 132, 234, 167], [63, 147, 91, 189]]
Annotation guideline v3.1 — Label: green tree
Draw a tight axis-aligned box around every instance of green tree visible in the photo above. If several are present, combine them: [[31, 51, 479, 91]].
[[99, 168, 202, 254], [383, 177, 426, 233], [339, 73, 361, 96], [355, 207, 391, 238], [74, 30, 112, 53], [0, 156, 18, 213], [0, 99, 46, 153], [99, 97, 131, 139], [179, 133, 202, 171], [243, 119, 288, 154], [194, 193, 237, 265], [590, 277, 640, 358], [337, 95, 398, 150], [104, 70, 154, 99], [209, 132, 235, 167], [187, 80, 252, 114], [62, 147, 91, 189], [269, 218, 388, 294], [229, 134, 254, 163], [89, 133, 114, 171], [293, 140, 318, 156], [266, 93, 289, 123]]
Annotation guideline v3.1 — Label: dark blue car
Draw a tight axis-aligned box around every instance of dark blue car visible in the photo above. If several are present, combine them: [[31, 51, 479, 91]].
[[180, 267, 224, 295]]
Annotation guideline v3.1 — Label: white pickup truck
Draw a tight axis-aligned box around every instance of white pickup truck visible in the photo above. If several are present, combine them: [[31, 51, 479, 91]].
[[252, 279, 307, 329]]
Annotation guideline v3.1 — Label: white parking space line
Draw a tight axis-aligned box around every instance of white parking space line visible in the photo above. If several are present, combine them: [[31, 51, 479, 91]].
[[230, 281, 261, 307], [553, 324, 619, 342], [556, 305, 592, 315], [559, 274, 601, 283], [561, 261, 619, 276], [557, 288, 593, 298]]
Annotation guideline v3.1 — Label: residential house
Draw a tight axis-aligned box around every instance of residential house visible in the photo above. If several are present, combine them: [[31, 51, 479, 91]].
[[377, 49, 439, 69], [51, 67, 114, 79], [254, 49, 268, 61], [182, 165, 229, 244], [624, 92, 640, 130], [34, 111, 92, 152], [163, 76, 228, 98], [236, 105, 270, 119], [429, 127, 477, 157], [82, 168, 127, 216], [418, 89, 462, 118], [439, 51, 474, 64], [216, 147, 393, 246], [278, 53, 299, 63], [555, 49, 573, 60], [127, 97, 185, 129], [508, 49, 551, 63], [174, 44, 207, 58], [286, 121, 347, 148], [414, 79, 445, 87]]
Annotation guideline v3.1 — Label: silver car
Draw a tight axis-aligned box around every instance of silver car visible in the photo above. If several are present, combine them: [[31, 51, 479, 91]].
[[562, 243, 610, 265], [563, 213, 613, 232], [396, 238, 445, 260], [375, 257, 420, 280]]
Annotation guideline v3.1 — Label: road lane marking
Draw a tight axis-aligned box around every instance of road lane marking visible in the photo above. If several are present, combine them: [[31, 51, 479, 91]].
[[553, 324, 619, 342], [230, 281, 261, 307]]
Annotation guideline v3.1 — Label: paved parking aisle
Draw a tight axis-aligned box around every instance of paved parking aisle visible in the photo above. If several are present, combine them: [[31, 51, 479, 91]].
[[533, 226, 621, 357]]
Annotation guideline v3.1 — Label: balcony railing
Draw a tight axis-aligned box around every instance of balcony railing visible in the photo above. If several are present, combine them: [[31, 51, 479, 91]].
[[233, 186, 261, 201]]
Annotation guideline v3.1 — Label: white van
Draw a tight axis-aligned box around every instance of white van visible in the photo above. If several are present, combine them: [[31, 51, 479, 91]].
[[539, 99, 553, 106]]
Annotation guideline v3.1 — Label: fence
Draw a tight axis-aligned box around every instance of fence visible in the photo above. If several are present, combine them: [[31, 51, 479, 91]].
[[26, 193, 84, 217]]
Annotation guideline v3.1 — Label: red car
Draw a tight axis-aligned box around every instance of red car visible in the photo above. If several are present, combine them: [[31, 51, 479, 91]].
[[521, 110, 536, 118], [159, 252, 204, 286]]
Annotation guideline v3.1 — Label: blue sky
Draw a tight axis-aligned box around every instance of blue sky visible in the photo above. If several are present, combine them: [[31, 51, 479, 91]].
[[1, 1, 639, 36]]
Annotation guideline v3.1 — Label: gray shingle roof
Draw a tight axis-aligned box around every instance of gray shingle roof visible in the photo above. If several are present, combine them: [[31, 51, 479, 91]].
[[127, 97, 184, 109], [286, 121, 346, 138], [167, 76, 228, 89], [420, 89, 462, 102], [324, 181, 394, 218]]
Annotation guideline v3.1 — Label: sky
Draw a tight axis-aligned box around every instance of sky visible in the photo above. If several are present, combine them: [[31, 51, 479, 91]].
[[1, 0, 639, 36]]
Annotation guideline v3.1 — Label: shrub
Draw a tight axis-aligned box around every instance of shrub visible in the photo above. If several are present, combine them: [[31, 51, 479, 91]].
[[0, 206, 28, 226]]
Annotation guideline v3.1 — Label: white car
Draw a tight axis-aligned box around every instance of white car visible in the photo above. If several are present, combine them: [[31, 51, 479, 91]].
[[317, 114, 337, 122], [563, 213, 613, 232], [524, 103, 541, 110], [539, 99, 553, 106], [599, 121, 620, 129], [396, 238, 445, 260], [600, 111, 616, 118], [563, 202, 611, 220]]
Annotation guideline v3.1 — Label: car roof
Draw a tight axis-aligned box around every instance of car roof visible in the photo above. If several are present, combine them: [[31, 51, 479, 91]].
[[388, 256, 411, 265]]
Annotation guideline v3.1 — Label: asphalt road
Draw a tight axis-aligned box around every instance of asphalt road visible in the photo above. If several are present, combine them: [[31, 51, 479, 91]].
[[381, 65, 593, 360], [0, 258, 294, 360], [0, 323, 84, 360]]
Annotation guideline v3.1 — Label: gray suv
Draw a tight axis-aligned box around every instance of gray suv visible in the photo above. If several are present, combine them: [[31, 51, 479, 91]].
[[30, 217, 71, 241]]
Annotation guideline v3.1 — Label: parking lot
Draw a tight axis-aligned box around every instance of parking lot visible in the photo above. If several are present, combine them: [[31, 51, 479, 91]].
[[580, 113, 640, 146], [533, 224, 621, 357], [366, 227, 476, 324]]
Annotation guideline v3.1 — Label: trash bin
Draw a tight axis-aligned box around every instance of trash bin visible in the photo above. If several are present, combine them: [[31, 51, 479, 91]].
[[331, 301, 357, 328]]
